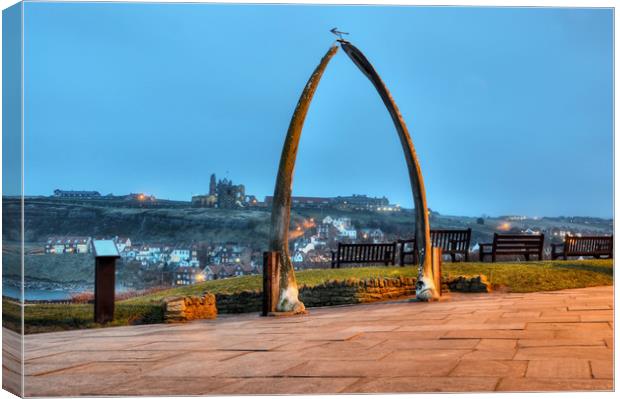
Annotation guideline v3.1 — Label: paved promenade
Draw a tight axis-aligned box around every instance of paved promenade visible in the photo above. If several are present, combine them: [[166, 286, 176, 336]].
[[14, 286, 614, 395]]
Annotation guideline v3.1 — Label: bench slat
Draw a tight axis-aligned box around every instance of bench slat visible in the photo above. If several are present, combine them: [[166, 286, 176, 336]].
[[480, 233, 544, 262], [332, 242, 396, 268], [398, 228, 472, 265], [553, 235, 613, 260]]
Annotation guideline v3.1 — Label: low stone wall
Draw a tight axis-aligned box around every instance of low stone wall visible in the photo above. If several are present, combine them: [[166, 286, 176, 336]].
[[446, 275, 491, 293], [214, 276, 417, 314], [300, 276, 417, 307], [163, 275, 491, 320], [216, 291, 262, 314], [163, 293, 217, 322]]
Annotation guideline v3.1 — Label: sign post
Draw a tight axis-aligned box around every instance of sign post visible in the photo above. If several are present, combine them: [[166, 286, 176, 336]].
[[262, 251, 281, 316], [432, 247, 442, 297], [93, 240, 120, 324]]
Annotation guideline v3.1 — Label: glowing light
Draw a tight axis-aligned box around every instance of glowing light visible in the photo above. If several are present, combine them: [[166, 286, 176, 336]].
[[498, 222, 511, 231]]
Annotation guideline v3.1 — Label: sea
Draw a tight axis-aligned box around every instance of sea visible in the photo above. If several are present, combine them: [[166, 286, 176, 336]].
[[2, 282, 129, 301]]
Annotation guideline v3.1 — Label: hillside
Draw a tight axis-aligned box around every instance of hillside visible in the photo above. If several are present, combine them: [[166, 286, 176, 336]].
[[4, 198, 275, 245], [2, 198, 612, 248]]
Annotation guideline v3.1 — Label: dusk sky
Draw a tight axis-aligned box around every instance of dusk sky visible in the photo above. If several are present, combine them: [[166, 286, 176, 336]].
[[22, 3, 613, 217]]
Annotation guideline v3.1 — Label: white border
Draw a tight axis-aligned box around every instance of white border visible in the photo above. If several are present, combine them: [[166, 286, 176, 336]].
[[0, 1, 616, 399]]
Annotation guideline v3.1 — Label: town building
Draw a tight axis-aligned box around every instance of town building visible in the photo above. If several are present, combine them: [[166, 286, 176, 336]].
[[359, 228, 386, 243], [174, 267, 205, 286], [45, 236, 92, 254], [191, 194, 217, 207], [333, 194, 389, 210], [125, 193, 156, 202], [264, 194, 392, 211], [170, 248, 191, 263], [53, 189, 101, 198], [264, 196, 332, 208], [115, 237, 132, 252], [192, 173, 254, 209], [216, 178, 245, 208]]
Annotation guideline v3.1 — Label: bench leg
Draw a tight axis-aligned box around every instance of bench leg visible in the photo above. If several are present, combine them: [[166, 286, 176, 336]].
[[491, 253, 496, 263], [450, 254, 456, 263], [524, 254, 530, 262]]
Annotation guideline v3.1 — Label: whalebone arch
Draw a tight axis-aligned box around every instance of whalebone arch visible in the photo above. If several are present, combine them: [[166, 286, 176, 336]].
[[268, 40, 438, 313]]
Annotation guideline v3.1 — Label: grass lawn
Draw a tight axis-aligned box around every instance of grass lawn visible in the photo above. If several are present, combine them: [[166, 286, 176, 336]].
[[4, 259, 612, 334]]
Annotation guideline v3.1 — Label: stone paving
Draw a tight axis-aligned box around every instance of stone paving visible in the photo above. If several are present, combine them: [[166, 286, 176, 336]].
[[9, 286, 615, 396]]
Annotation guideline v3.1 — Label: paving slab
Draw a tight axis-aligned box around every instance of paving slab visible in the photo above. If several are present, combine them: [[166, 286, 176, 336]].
[[525, 359, 592, 379], [449, 360, 528, 377], [590, 360, 614, 379], [497, 377, 613, 392], [282, 358, 460, 378], [349, 376, 500, 393], [513, 346, 613, 361], [15, 285, 614, 396]]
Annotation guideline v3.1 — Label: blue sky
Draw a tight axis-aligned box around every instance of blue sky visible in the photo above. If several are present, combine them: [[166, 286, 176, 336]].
[[21, 3, 613, 217]]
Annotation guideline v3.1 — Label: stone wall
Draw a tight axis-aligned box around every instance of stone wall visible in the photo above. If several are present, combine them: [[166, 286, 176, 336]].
[[216, 291, 262, 314], [163, 293, 217, 322], [215, 276, 417, 314], [163, 274, 491, 320], [300, 276, 418, 307]]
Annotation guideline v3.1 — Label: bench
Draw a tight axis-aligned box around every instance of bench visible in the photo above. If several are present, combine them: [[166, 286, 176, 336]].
[[331, 242, 397, 269], [398, 228, 472, 265], [479, 233, 544, 262], [551, 235, 613, 260]]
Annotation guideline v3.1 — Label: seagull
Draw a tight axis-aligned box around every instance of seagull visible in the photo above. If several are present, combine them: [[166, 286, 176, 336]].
[[330, 27, 349, 40]]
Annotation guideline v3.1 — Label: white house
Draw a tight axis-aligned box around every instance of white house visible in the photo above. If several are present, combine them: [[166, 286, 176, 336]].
[[292, 251, 304, 263], [338, 228, 357, 240], [332, 217, 352, 231], [360, 228, 385, 243], [45, 236, 92, 254], [170, 248, 191, 263], [115, 237, 132, 252]]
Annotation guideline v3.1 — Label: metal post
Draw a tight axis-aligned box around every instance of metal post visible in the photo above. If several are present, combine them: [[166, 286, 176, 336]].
[[95, 256, 117, 323], [432, 247, 442, 297], [262, 251, 280, 316], [93, 240, 120, 323]]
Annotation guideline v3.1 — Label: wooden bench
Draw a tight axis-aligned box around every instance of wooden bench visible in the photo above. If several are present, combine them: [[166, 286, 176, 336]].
[[479, 233, 544, 262], [331, 242, 397, 269], [398, 228, 472, 265], [551, 235, 613, 260]]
